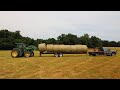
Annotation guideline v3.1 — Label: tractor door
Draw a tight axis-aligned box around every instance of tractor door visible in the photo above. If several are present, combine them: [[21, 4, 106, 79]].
[[17, 44, 24, 56]]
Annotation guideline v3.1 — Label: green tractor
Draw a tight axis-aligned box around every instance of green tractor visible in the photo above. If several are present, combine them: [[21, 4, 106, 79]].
[[11, 43, 37, 58]]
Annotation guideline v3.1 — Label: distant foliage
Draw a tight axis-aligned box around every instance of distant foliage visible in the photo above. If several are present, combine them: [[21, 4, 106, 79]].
[[0, 29, 120, 50], [57, 33, 78, 45]]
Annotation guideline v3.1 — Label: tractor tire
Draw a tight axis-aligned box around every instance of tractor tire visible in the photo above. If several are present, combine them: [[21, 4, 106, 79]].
[[11, 50, 19, 58], [24, 52, 31, 57], [30, 52, 34, 57]]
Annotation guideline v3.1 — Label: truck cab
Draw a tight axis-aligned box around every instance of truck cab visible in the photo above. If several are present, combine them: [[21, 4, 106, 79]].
[[102, 47, 117, 56], [88, 47, 117, 56]]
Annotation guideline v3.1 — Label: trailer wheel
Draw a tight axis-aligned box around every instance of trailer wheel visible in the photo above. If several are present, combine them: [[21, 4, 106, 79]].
[[54, 53, 59, 57], [59, 53, 63, 57]]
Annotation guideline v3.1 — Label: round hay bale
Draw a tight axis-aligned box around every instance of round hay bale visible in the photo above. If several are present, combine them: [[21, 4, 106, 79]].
[[70, 45, 77, 53], [47, 44, 54, 52], [81, 45, 88, 52], [59, 45, 65, 53], [38, 43, 47, 52], [64, 45, 71, 53], [53, 45, 60, 52], [76, 45, 83, 53]]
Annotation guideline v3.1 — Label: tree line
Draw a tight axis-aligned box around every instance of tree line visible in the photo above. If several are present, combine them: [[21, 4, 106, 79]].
[[0, 29, 120, 50]]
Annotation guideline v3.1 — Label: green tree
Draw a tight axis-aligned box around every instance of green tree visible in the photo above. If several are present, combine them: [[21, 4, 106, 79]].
[[57, 34, 66, 44], [79, 34, 91, 47], [117, 41, 120, 47], [102, 40, 110, 47], [14, 30, 22, 39], [46, 38, 57, 44], [90, 36, 102, 48], [57, 33, 78, 45], [109, 41, 117, 47]]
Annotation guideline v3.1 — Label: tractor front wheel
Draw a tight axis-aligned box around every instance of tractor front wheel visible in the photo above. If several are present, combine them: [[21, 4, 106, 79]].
[[24, 52, 31, 57], [30, 52, 34, 57], [11, 50, 19, 58]]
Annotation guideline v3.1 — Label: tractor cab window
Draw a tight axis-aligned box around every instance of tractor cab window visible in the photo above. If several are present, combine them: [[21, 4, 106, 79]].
[[17, 44, 23, 48], [23, 44, 26, 48]]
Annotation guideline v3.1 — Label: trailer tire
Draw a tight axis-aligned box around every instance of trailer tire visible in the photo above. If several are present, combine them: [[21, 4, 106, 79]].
[[54, 53, 59, 57], [59, 53, 63, 57]]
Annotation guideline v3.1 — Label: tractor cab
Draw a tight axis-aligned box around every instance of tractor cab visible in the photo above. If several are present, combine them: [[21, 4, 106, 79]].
[[16, 43, 26, 49], [11, 43, 35, 58]]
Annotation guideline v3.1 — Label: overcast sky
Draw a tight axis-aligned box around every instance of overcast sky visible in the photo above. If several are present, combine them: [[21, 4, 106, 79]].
[[0, 11, 120, 41]]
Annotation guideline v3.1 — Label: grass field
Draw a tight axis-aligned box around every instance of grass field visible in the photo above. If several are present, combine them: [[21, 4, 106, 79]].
[[0, 47, 120, 79]]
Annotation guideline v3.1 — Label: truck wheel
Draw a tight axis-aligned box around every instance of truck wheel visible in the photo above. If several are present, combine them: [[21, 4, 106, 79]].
[[113, 52, 116, 56], [111, 53, 116, 56], [11, 50, 19, 58], [24, 52, 31, 57], [111, 53, 113, 56]]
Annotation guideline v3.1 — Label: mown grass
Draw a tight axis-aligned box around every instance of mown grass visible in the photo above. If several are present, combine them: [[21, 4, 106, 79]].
[[0, 47, 120, 79]]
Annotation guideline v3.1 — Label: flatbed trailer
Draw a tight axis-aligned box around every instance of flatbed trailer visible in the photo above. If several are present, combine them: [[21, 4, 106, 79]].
[[88, 51, 104, 56], [40, 51, 87, 57]]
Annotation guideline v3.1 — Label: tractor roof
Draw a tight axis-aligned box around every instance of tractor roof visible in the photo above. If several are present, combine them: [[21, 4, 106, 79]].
[[15, 43, 25, 45]]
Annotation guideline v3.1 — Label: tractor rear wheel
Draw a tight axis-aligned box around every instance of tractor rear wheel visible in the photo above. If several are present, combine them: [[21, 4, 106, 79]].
[[24, 52, 31, 57], [11, 50, 19, 58]]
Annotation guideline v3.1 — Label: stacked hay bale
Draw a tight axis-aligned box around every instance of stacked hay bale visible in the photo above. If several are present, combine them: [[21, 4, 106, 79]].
[[59, 44, 65, 53], [38, 43, 46, 52], [38, 43, 88, 53], [47, 44, 54, 52], [53, 45, 60, 52], [70, 45, 77, 53]]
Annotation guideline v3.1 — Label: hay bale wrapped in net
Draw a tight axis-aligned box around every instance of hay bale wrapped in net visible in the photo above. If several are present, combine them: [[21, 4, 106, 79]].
[[76, 45, 88, 53], [70, 45, 77, 53], [59, 45, 65, 53], [38, 43, 88, 53], [63, 45, 71, 53], [75, 45, 83, 53], [38, 43, 47, 52], [47, 44, 54, 52], [53, 45, 60, 52], [81, 45, 88, 52]]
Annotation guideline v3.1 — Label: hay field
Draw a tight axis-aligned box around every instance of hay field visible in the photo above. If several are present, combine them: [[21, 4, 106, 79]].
[[0, 47, 120, 79]]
